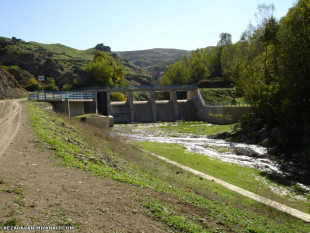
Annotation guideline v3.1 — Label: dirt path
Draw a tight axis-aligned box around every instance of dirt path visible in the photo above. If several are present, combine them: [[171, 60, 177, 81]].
[[0, 100, 169, 232], [0, 99, 23, 159], [140, 149, 310, 223]]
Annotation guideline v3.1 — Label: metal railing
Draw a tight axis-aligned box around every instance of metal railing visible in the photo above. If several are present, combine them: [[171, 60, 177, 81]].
[[28, 91, 94, 101]]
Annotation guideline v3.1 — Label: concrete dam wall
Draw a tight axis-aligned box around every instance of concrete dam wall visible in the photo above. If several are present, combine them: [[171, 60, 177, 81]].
[[34, 86, 250, 124], [111, 99, 197, 123]]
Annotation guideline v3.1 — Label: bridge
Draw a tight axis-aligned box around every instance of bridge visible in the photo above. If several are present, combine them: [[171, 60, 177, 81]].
[[28, 85, 250, 124]]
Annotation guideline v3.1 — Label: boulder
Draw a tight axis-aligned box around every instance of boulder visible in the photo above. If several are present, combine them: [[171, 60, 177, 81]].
[[209, 132, 231, 139], [95, 43, 111, 52], [0, 37, 14, 48]]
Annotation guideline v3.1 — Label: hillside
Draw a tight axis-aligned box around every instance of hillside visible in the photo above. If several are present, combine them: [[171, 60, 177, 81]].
[[0, 65, 25, 99], [0, 37, 155, 90], [117, 48, 189, 81]]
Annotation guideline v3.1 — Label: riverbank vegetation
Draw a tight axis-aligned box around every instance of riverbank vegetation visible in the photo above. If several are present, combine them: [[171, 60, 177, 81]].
[[138, 141, 310, 214], [160, 0, 310, 161], [26, 101, 310, 232]]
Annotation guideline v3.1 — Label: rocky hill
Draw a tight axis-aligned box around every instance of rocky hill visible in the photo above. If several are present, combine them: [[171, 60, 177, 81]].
[[0, 37, 156, 90], [0, 65, 25, 99]]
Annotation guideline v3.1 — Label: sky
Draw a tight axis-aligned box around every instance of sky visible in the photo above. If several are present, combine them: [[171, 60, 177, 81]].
[[1, 0, 296, 51]]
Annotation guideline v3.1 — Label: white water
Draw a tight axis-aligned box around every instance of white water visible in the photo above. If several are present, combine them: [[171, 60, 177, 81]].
[[113, 123, 310, 197], [114, 123, 283, 175]]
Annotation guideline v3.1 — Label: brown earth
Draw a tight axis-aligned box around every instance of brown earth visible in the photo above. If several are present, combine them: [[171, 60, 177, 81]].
[[0, 100, 223, 232], [0, 100, 168, 232]]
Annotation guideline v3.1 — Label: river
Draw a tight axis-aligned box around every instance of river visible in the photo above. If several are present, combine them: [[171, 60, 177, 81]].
[[113, 122, 310, 192]]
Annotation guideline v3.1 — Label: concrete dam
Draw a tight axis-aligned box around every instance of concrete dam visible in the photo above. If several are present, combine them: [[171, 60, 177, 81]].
[[29, 85, 250, 124]]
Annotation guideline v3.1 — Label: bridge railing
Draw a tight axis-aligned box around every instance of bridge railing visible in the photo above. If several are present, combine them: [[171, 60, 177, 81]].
[[28, 91, 94, 101]]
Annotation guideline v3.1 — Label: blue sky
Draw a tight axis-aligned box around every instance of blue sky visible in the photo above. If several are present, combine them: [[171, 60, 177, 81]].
[[1, 0, 296, 51]]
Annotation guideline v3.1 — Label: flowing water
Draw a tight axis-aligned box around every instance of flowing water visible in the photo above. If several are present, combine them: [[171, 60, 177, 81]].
[[113, 122, 310, 192]]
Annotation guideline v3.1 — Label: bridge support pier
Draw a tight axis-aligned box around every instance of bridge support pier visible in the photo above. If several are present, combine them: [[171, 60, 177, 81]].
[[65, 99, 71, 117], [149, 91, 157, 122], [170, 90, 179, 120], [106, 92, 111, 116], [128, 91, 134, 122]]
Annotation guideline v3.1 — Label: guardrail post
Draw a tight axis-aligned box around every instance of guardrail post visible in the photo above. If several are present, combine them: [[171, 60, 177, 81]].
[[44, 91, 46, 100]]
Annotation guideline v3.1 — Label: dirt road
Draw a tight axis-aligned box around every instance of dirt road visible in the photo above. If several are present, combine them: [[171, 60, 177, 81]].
[[0, 99, 23, 159], [0, 100, 169, 232]]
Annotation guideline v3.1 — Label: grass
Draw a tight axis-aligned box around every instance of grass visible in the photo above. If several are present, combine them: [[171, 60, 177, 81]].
[[25, 101, 310, 232], [159, 121, 235, 136], [199, 88, 247, 105], [1, 218, 17, 227], [144, 199, 207, 233], [28, 42, 96, 61], [139, 141, 310, 214]]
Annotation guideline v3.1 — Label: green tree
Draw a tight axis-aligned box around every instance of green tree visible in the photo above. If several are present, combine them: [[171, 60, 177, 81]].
[[275, 0, 310, 129], [231, 0, 310, 152], [25, 77, 41, 91], [45, 77, 59, 91], [87, 51, 126, 87], [160, 55, 191, 85], [189, 49, 209, 83]]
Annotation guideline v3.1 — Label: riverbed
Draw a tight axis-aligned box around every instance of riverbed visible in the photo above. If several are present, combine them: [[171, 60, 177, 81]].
[[112, 122, 310, 193]]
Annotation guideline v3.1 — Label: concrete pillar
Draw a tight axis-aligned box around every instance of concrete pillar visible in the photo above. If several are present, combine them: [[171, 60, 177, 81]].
[[106, 92, 111, 115], [94, 90, 98, 114], [187, 90, 198, 101], [149, 91, 157, 122], [127, 91, 134, 122], [65, 99, 71, 117], [170, 90, 179, 120]]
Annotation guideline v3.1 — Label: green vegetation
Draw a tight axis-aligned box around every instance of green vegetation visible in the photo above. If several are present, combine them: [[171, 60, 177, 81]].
[[159, 121, 235, 136], [199, 88, 246, 105], [138, 141, 310, 213], [2, 218, 17, 227], [160, 0, 310, 157], [87, 51, 126, 87], [230, 1, 310, 155], [0, 38, 157, 90], [117, 48, 188, 68], [144, 199, 206, 233], [160, 33, 232, 86], [25, 101, 310, 232], [29, 42, 96, 61]]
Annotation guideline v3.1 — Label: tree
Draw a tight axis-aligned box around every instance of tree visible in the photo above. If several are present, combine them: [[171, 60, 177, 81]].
[[231, 0, 310, 152], [217, 33, 232, 47], [25, 77, 41, 91], [220, 43, 235, 79], [190, 50, 209, 83], [275, 0, 310, 129], [160, 55, 191, 85], [87, 52, 126, 87], [45, 77, 59, 91]]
